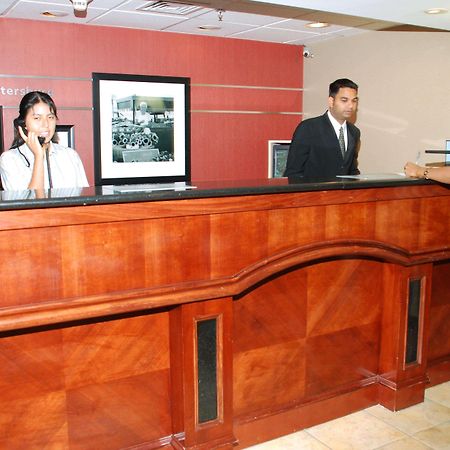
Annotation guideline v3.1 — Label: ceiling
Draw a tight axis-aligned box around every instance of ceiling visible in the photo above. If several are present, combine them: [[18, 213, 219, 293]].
[[1, 0, 449, 47]]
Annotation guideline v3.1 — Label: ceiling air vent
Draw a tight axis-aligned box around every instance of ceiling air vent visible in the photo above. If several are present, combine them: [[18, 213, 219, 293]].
[[137, 1, 204, 16]]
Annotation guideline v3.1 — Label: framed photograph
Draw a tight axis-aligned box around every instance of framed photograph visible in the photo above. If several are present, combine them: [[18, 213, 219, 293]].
[[93, 72, 190, 185], [268, 140, 291, 178], [56, 124, 74, 148]]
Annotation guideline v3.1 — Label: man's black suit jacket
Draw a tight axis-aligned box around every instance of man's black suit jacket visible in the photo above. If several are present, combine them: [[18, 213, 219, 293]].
[[284, 112, 360, 179]]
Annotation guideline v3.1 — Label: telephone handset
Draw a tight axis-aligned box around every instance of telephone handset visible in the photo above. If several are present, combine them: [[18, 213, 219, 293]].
[[16, 118, 53, 186], [16, 119, 45, 145]]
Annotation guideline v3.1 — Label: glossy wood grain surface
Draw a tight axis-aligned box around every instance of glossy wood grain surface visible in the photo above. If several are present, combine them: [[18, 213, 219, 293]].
[[0, 313, 172, 449], [1, 185, 449, 331], [428, 261, 450, 386], [0, 184, 449, 449]]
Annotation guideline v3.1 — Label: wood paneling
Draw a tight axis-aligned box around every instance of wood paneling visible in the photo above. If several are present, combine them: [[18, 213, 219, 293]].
[[170, 298, 235, 449], [0, 227, 63, 307], [233, 259, 381, 417], [234, 339, 306, 416], [67, 370, 171, 449], [377, 263, 433, 411], [234, 268, 307, 353], [0, 184, 449, 448], [0, 313, 172, 449], [0, 390, 68, 450], [428, 261, 450, 363]]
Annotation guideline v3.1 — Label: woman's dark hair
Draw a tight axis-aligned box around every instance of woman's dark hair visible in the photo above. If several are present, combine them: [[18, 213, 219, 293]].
[[11, 91, 59, 149]]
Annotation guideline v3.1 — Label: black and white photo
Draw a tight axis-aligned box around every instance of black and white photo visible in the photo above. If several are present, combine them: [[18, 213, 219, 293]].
[[93, 73, 190, 185]]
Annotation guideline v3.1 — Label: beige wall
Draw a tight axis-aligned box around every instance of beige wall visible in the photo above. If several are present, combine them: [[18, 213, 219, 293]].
[[303, 32, 450, 173]]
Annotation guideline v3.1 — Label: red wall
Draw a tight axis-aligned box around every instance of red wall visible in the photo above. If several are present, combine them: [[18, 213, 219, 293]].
[[0, 18, 303, 184]]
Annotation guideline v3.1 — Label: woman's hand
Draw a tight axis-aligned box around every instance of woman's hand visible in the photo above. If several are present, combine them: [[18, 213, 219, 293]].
[[18, 126, 46, 190], [404, 162, 425, 178], [18, 126, 45, 160]]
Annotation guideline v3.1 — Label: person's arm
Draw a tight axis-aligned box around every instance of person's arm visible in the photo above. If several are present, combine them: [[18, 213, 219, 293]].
[[349, 158, 360, 175], [404, 162, 450, 184], [283, 123, 310, 177], [348, 129, 361, 175], [0, 149, 35, 191], [18, 126, 45, 190]]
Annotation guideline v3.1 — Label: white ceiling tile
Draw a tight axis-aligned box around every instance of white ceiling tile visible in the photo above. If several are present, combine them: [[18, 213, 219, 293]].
[[197, 9, 293, 26], [250, 0, 450, 30], [165, 16, 256, 36], [4, 1, 108, 23], [268, 18, 350, 34], [230, 26, 317, 44], [90, 10, 187, 29], [1, 0, 449, 46]]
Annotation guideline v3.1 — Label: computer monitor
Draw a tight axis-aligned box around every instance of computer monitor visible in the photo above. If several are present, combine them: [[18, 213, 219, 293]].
[[446, 140, 450, 166], [268, 140, 290, 178]]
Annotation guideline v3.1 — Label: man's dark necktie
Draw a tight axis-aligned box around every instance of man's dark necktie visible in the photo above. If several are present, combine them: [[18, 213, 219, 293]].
[[339, 126, 345, 158]]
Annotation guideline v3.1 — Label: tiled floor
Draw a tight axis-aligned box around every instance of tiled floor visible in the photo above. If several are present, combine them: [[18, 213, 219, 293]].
[[246, 381, 450, 450]]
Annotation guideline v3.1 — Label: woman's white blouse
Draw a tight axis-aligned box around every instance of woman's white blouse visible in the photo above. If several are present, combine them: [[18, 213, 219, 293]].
[[0, 142, 89, 191]]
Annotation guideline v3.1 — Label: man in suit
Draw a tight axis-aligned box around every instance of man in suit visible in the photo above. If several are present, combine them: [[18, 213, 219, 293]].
[[284, 78, 360, 179]]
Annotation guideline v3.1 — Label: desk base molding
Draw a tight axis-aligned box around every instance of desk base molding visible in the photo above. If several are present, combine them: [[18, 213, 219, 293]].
[[171, 434, 237, 450], [428, 356, 450, 386], [234, 384, 379, 449], [378, 375, 428, 411]]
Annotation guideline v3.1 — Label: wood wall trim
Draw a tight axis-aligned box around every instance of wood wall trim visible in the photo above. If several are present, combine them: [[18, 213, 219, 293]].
[[1, 184, 448, 231], [0, 238, 448, 333], [234, 384, 379, 448], [427, 357, 450, 386]]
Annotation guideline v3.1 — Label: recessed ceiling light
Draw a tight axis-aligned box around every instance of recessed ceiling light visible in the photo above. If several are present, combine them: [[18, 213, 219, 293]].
[[41, 10, 68, 18], [306, 22, 330, 28], [425, 8, 448, 14], [198, 25, 221, 30]]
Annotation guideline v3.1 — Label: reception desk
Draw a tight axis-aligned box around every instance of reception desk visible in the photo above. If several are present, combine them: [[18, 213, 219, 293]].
[[0, 177, 449, 449]]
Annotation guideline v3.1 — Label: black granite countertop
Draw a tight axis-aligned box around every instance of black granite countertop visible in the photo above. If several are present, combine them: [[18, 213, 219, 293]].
[[0, 175, 429, 211]]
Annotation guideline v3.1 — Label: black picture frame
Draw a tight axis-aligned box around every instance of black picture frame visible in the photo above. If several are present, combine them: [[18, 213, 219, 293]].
[[92, 72, 190, 186], [56, 124, 75, 148]]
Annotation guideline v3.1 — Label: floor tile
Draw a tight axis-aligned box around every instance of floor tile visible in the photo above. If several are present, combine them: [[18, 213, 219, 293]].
[[242, 382, 450, 449], [426, 383, 450, 409], [245, 430, 330, 449], [366, 398, 450, 435], [375, 436, 433, 449], [413, 422, 450, 449], [305, 410, 405, 450]]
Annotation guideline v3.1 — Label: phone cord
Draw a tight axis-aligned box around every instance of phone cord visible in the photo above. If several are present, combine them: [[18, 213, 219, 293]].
[[45, 148, 53, 189]]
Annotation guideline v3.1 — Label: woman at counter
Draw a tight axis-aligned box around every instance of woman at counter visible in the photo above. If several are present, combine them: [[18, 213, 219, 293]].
[[404, 162, 450, 184], [0, 91, 88, 191]]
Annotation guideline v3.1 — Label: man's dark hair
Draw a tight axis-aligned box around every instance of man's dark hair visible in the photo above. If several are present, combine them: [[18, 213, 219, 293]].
[[329, 78, 358, 98]]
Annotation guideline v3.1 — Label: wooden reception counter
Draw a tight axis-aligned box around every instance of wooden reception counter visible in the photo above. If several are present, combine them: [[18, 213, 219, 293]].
[[0, 177, 449, 449]]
